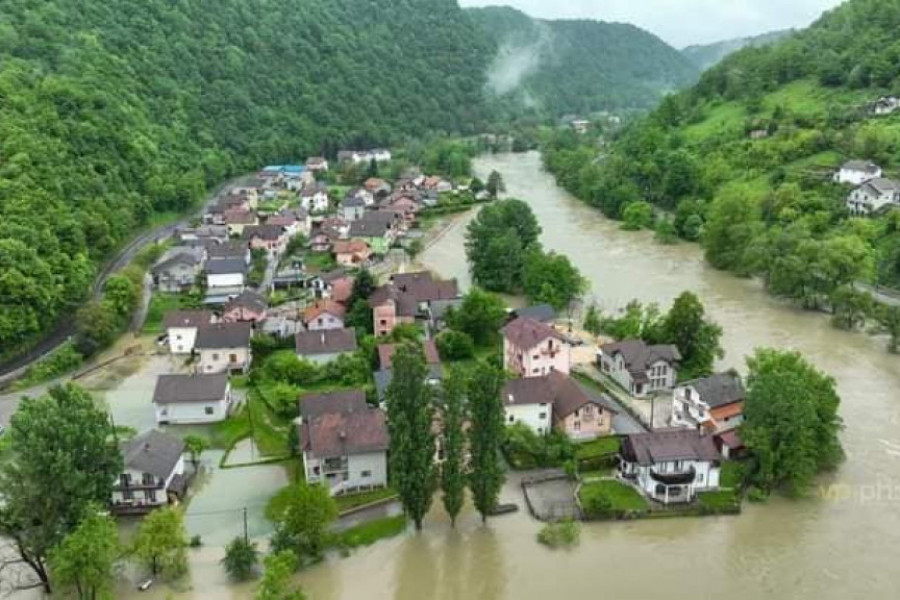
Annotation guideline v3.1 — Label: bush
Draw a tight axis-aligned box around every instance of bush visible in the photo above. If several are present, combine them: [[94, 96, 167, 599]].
[[503, 423, 574, 470], [189, 535, 202, 548], [221, 537, 259, 581], [435, 330, 475, 361], [579, 481, 649, 520], [536, 520, 580, 549], [12, 342, 83, 390]]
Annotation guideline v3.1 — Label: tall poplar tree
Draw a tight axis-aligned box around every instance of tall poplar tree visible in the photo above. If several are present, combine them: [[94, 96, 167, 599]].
[[440, 368, 467, 526], [386, 344, 436, 530], [466, 362, 506, 523]]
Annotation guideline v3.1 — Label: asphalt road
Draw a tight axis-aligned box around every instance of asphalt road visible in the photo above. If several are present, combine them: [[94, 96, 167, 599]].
[[0, 176, 250, 382]]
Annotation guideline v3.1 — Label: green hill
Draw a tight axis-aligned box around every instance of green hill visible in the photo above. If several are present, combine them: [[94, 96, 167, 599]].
[[543, 0, 900, 329], [469, 6, 699, 115], [681, 30, 793, 72], [0, 0, 495, 353]]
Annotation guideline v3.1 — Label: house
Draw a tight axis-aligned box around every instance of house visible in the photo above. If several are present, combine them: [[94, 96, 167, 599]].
[[511, 304, 556, 324], [422, 176, 452, 194], [749, 129, 769, 139], [501, 317, 571, 378], [151, 248, 204, 293], [846, 177, 900, 215], [373, 340, 442, 403], [243, 224, 287, 256], [207, 240, 251, 264], [222, 290, 268, 323], [204, 259, 247, 304], [598, 340, 680, 397], [306, 157, 329, 172], [301, 182, 330, 213], [346, 187, 375, 207], [427, 297, 465, 331], [377, 339, 440, 370], [195, 322, 253, 374], [871, 96, 900, 116], [671, 372, 745, 434], [502, 372, 618, 439], [380, 195, 420, 224], [298, 389, 389, 496], [309, 226, 342, 253], [163, 310, 214, 354], [571, 119, 591, 134], [224, 209, 258, 237], [618, 429, 721, 505], [308, 270, 354, 303], [332, 240, 372, 267], [303, 299, 346, 331], [349, 213, 398, 254], [272, 264, 309, 290], [267, 208, 310, 237], [341, 195, 367, 221], [262, 315, 303, 339], [364, 177, 392, 198], [295, 328, 358, 365], [369, 271, 459, 337], [111, 430, 186, 514], [152, 373, 232, 425], [834, 160, 883, 186]]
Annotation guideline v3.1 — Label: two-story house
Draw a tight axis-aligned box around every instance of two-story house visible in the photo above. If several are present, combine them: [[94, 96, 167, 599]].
[[301, 182, 330, 213], [618, 429, 721, 505], [204, 259, 247, 304], [243, 224, 287, 257], [224, 209, 258, 237], [222, 290, 268, 324], [195, 322, 253, 374], [332, 240, 372, 267], [152, 373, 232, 425], [298, 390, 389, 496], [368, 271, 459, 337], [833, 160, 883, 185], [111, 430, 186, 514], [303, 300, 346, 331], [341, 195, 367, 222], [598, 340, 680, 397], [846, 177, 900, 215], [501, 316, 571, 378], [151, 248, 204, 293], [671, 372, 746, 434], [163, 310, 214, 354]]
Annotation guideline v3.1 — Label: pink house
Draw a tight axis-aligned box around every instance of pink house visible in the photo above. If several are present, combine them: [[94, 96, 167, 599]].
[[501, 317, 571, 378], [222, 290, 268, 323], [303, 300, 346, 331], [368, 272, 458, 337], [243, 225, 286, 256]]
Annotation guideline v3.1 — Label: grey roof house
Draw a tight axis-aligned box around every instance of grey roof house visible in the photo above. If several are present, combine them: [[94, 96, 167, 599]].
[[152, 373, 232, 425], [111, 430, 187, 514], [295, 328, 358, 364], [599, 340, 681, 398]]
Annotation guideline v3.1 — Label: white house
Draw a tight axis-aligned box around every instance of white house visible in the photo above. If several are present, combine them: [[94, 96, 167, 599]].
[[195, 322, 253, 374], [205, 258, 247, 291], [152, 373, 232, 425], [846, 177, 900, 215], [163, 310, 214, 354], [306, 157, 329, 172], [500, 316, 571, 378], [341, 195, 367, 221], [872, 96, 900, 116], [833, 160, 883, 185], [295, 329, 358, 365], [502, 377, 554, 435], [302, 300, 346, 331], [111, 430, 186, 514], [298, 390, 389, 496], [301, 182, 330, 213], [618, 429, 721, 505], [598, 340, 680, 398], [151, 248, 204, 293], [671, 372, 746, 433]]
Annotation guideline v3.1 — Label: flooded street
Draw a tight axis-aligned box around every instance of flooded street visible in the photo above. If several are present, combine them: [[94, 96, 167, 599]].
[[53, 151, 900, 600]]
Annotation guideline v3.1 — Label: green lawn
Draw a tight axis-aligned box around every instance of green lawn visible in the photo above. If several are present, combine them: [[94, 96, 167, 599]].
[[579, 480, 649, 516], [335, 488, 398, 513], [304, 251, 337, 273], [143, 292, 199, 334], [336, 515, 407, 549], [698, 490, 741, 513], [574, 436, 620, 460], [683, 101, 747, 144], [211, 394, 292, 458]]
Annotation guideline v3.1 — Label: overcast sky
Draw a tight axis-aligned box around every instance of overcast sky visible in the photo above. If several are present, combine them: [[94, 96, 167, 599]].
[[458, 0, 845, 47]]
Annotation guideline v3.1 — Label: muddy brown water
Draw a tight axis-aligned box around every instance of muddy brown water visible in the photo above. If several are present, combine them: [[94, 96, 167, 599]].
[[11, 152, 900, 600]]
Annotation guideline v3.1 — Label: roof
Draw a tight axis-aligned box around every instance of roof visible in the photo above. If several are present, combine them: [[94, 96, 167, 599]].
[[303, 300, 346, 324], [349, 214, 395, 238], [716, 429, 744, 449], [501, 317, 566, 350], [205, 258, 248, 275], [207, 241, 249, 260], [121, 430, 185, 479], [162, 310, 214, 330], [364, 178, 389, 192], [341, 195, 366, 208], [225, 290, 267, 313], [224, 209, 257, 225], [502, 372, 618, 420], [679, 372, 745, 409], [151, 251, 201, 274], [295, 328, 358, 356], [306, 157, 328, 166], [373, 365, 443, 402], [242, 224, 284, 241], [620, 429, 721, 466], [863, 177, 900, 195], [842, 160, 881, 173], [300, 390, 388, 458], [512, 304, 557, 324], [195, 322, 253, 349], [600, 340, 681, 373], [332, 240, 370, 255], [152, 373, 229, 405], [377, 340, 440, 370]]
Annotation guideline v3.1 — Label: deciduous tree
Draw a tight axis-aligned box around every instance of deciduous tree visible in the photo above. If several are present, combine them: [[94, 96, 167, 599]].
[[222, 537, 259, 582], [266, 483, 337, 562], [132, 507, 188, 579], [256, 551, 304, 600], [48, 507, 120, 600]]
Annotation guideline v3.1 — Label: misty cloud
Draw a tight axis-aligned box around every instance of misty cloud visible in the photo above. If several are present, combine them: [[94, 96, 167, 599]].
[[485, 22, 554, 96], [459, 0, 843, 47]]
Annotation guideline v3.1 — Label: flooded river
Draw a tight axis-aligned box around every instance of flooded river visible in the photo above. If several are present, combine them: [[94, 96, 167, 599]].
[[105, 152, 900, 600]]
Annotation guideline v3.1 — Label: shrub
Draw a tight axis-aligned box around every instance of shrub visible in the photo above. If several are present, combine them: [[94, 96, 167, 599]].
[[189, 535, 202, 548], [536, 520, 580, 549], [221, 537, 259, 581], [435, 330, 475, 361], [503, 423, 574, 470]]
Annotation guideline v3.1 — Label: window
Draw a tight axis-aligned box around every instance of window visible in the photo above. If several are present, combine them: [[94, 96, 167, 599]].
[[230, 353, 238, 363], [508, 415, 515, 423], [574, 421, 581, 432], [212, 353, 220, 361], [142, 472, 155, 485], [361, 470, 372, 478], [175, 334, 182, 340], [697, 473, 704, 484], [205, 406, 214, 415], [538, 412, 547, 420], [120, 474, 132, 487], [380, 319, 387, 326]]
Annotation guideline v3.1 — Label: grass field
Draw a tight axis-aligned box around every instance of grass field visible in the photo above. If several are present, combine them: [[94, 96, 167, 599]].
[[574, 436, 620, 460], [336, 515, 407, 549], [142, 292, 199, 334], [579, 480, 649, 514]]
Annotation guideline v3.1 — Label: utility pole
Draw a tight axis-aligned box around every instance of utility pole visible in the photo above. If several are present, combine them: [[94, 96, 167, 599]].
[[243, 507, 249, 543]]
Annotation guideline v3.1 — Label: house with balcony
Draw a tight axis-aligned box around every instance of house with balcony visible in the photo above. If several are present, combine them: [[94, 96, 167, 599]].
[[298, 390, 389, 496], [111, 430, 186, 515], [301, 181, 330, 213], [195, 322, 253, 374], [671, 372, 746, 433], [618, 429, 721, 505], [501, 316, 571, 378], [598, 340, 680, 398], [846, 177, 900, 216]]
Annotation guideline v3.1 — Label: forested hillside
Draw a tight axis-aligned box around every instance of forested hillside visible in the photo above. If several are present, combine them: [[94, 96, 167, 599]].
[[469, 6, 698, 115], [543, 0, 900, 347], [0, 0, 494, 355], [681, 30, 793, 71]]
